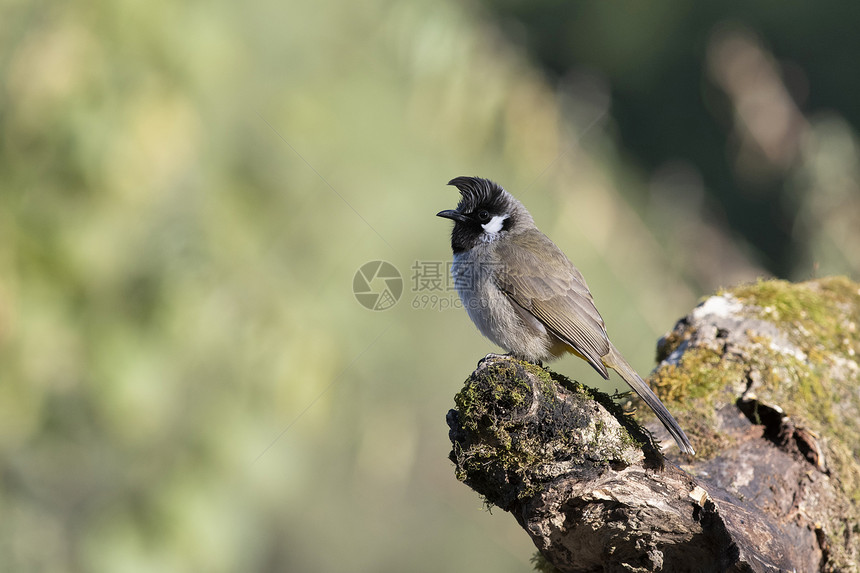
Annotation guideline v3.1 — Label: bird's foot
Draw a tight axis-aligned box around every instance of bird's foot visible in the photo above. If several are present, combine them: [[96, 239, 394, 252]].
[[477, 352, 513, 367], [477, 353, 544, 368]]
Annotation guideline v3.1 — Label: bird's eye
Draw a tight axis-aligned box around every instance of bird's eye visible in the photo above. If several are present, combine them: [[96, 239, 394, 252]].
[[477, 209, 490, 222]]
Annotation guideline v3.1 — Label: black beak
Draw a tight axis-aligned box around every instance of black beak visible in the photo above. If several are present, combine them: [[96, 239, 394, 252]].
[[436, 209, 469, 223]]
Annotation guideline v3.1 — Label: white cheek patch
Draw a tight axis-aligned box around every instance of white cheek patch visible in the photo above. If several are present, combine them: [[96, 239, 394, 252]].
[[481, 214, 509, 236]]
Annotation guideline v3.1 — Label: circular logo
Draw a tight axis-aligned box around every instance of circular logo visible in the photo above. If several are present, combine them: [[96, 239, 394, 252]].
[[353, 261, 403, 311]]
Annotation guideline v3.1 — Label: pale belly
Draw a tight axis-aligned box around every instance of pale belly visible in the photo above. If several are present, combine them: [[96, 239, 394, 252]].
[[450, 252, 565, 362]]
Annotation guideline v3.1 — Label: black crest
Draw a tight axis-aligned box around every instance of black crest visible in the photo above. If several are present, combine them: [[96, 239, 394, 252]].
[[447, 176, 510, 215]]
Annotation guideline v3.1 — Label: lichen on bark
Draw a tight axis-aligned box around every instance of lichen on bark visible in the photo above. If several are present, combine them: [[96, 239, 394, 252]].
[[448, 357, 650, 510], [649, 276, 860, 571]]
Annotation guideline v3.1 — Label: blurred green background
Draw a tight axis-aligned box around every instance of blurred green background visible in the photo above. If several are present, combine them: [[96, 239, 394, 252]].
[[2, 0, 859, 571]]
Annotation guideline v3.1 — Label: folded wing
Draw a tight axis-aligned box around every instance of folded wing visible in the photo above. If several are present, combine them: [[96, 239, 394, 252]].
[[493, 230, 611, 378]]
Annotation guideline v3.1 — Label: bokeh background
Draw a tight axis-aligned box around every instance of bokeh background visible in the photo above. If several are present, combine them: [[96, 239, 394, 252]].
[[2, 1, 859, 571]]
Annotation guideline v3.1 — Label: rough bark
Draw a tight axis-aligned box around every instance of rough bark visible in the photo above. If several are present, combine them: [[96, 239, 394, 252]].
[[446, 277, 860, 572]]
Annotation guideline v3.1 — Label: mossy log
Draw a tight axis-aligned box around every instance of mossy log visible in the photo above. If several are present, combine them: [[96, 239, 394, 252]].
[[446, 277, 860, 572]]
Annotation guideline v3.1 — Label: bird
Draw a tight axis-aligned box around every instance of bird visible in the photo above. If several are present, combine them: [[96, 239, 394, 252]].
[[436, 176, 695, 455]]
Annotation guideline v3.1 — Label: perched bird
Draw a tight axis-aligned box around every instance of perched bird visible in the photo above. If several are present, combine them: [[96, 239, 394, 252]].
[[437, 176, 695, 455]]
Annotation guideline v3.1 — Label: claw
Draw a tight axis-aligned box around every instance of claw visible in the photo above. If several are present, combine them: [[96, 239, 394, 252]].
[[477, 352, 512, 367]]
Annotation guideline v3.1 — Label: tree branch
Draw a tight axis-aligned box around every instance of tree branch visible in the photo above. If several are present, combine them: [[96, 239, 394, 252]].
[[446, 277, 860, 572]]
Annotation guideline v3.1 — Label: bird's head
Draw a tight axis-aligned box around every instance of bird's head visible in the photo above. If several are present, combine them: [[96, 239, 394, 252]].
[[437, 176, 532, 253]]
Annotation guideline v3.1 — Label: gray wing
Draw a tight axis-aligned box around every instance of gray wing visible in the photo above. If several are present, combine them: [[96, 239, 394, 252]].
[[493, 229, 611, 378]]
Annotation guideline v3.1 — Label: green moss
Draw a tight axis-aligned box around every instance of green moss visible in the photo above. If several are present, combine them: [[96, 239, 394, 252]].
[[454, 360, 532, 432], [643, 345, 744, 458], [662, 277, 860, 568], [730, 276, 860, 357], [724, 278, 860, 438], [651, 347, 746, 404], [648, 277, 860, 470], [451, 360, 547, 502], [451, 358, 651, 507]]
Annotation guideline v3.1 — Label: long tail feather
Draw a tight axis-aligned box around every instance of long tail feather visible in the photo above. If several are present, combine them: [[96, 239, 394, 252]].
[[603, 344, 695, 455]]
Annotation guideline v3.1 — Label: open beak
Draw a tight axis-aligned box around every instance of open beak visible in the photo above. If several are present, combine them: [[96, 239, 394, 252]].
[[436, 209, 469, 223]]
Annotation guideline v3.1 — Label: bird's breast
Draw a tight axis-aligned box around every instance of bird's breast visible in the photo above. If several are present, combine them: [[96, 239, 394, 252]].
[[450, 250, 556, 361]]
